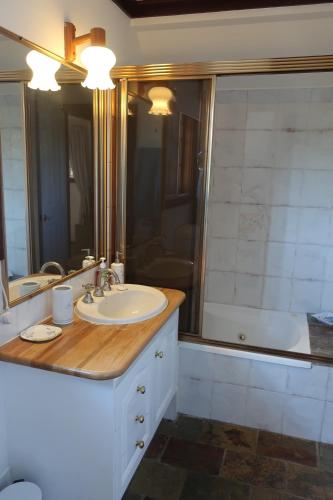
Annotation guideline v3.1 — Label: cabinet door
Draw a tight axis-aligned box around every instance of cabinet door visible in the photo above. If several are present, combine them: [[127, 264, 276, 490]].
[[152, 320, 178, 427]]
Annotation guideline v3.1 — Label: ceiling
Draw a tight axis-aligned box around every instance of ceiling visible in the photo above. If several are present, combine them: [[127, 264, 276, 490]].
[[112, 0, 329, 18]]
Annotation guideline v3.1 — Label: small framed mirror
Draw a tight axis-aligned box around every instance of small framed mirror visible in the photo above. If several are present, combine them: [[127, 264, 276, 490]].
[[0, 27, 109, 307]]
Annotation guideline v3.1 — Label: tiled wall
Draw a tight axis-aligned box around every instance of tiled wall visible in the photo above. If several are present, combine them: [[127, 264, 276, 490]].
[[0, 83, 28, 278], [178, 342, 333, 444], [206, 81, 333, 313]]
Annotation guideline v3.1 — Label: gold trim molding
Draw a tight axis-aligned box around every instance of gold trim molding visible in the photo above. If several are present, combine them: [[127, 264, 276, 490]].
[[112, 54, 333, 79]]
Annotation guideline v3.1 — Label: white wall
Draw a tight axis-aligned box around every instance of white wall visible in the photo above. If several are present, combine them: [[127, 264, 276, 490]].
[[0, 0, 139, 65], [131, 4, 333, 64]]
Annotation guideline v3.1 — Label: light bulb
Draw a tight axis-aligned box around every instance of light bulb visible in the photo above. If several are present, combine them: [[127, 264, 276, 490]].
[[26, 50, 61, 91], [80, 46, 116, 91], [148, 87, 174, 116]]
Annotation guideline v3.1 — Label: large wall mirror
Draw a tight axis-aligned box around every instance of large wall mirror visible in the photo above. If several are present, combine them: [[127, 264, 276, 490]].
[[0, 28, 107, 306]]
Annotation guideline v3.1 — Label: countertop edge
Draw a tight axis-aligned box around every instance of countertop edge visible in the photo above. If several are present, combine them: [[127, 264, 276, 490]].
[[0, 289, 185, 381]]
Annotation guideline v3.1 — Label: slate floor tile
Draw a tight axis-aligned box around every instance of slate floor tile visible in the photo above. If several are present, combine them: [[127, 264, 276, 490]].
[[128, 459, 187, 500], [286, 462, 333, 499], [158, 415, 204, 442], [179, 472, 250, 500], [250, 486, 282, 499], [257, 431, 317, 467], [200, 421, 258, 453], [145, 433, 169, 460], [162, 437, 224, 475], [222, 450, 286, 490], [318, 443, 333, 472]]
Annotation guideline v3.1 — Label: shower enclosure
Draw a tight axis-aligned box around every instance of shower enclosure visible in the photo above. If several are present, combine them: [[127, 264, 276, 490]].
[[115, 78, 214, 334]]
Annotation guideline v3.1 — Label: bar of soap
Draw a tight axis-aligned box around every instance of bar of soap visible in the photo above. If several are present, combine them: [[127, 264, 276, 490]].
[[20, 325, 62, 342]]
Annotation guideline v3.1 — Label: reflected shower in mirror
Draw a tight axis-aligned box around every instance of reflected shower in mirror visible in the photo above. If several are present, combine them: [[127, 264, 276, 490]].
[[203, 71, 333, 361], [0, 34, 95, 302]]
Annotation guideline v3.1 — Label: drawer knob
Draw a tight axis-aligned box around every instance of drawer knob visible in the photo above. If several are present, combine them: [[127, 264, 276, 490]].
[[136, 440, 145, 449], [137, 385, 146, 394], [155, 351, 164, 359], [135, 415, 145, 423]]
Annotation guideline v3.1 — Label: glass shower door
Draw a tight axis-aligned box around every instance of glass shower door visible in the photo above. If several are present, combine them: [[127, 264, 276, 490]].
[[117, 78, 213, 334]]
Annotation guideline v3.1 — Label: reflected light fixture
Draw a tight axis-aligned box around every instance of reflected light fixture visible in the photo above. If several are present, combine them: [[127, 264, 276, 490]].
[[64, 22, 116, 90], [148, 86, 174, 116], [26, 50, 61, 91]]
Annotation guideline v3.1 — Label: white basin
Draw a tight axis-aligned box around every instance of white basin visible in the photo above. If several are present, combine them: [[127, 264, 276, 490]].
[[75, 284, 168, 325]]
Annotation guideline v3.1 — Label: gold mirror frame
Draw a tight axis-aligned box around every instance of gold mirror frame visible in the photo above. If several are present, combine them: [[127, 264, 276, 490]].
[[0, 26, 111, 307]]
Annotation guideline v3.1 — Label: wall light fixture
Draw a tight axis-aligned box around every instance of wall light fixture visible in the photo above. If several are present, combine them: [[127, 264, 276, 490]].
[[26, 50, 61, 91], [148, 87, 174, 116], [64, 22, 116, 90]]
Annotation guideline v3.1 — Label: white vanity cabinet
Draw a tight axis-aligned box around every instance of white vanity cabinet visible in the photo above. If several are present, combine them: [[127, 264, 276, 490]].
[[0, 310, 179, 500]]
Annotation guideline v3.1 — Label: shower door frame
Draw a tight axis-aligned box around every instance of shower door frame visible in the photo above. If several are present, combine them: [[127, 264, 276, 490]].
[[114, 75, 216, 336], [112, 54, 333, 364]]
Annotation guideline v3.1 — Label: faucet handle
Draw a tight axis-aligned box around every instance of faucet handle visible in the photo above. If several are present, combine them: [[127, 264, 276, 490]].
[[82, 283, 94, 292]]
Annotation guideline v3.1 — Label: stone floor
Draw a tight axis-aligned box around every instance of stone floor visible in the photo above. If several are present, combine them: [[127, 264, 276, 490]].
[[123, 415, 333, 500]]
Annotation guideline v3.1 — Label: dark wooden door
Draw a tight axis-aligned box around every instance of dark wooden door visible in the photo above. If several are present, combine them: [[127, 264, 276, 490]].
[[36, 92, 69, 266]]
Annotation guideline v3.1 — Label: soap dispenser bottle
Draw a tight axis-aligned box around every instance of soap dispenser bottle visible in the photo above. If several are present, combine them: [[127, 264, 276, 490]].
[[111, 252, 124, 284], [82, 249, 96, 268], [95, 257, 107, 286]]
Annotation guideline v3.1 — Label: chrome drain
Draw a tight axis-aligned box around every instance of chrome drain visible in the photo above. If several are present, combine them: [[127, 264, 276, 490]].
[[238, 333, 246, 342]]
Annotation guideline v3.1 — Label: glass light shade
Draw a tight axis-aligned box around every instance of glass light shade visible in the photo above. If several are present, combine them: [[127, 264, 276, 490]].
[[80, 46, 116, 91], [26, 50, 61, 91], [148, 87, 174, 116]]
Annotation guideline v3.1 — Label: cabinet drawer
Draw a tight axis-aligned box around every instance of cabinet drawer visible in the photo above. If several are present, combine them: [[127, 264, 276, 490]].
[[118, 361, 152, 494]]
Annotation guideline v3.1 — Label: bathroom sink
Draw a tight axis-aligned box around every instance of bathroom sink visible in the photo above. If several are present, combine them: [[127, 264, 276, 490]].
[[75, 284, 168, 324]]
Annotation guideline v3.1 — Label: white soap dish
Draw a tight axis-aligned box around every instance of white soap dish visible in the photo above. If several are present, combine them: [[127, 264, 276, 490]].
[[20, 325, 62, 342]]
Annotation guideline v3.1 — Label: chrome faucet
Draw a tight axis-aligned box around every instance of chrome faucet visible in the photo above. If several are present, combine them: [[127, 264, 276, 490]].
[[100, 269, 121, 292], [40, 261, 66, 276]]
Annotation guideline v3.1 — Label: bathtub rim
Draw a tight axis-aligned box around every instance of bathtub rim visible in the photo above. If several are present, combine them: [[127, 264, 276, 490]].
[[179, 338, 312, 368]]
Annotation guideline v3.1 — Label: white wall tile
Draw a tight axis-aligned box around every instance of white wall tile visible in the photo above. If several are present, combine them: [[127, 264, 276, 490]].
[[207, 238, 237, 272], [321, 402, 333, 444], [177, 377, 212, 419], [287, 365, 329, 400], [268, 207, 299, 243], [213, 355, 251, 386], [179, 348, 214, 381], [294, 245, 326, 280], [239, 205, 268, 241], [249, 361, 288, 393], [210, 203, 239, 238], [236, 240, 266, 275], [262, 277, 292, 311], [211, 382, 247, 425], [270, 169, 303, 207], [321, 282, 333, 311], [214, 102, 247, 130], [326, 369, 333, 402], [324, 247, 333, 282], [301, 171, 333, 208], [212, 130, 245, 167], [241, 168, 272, 205], [283, 395, 325, 441], [234, 274, 263, 308], [297, 208, 330, 245], [265, 242, 296, 277], [290, 280, 322, 313], [244, 131, 277, 168], [206, 271, 235, 305], [211, 168, 242, 203], [246, 388, 285, 433]]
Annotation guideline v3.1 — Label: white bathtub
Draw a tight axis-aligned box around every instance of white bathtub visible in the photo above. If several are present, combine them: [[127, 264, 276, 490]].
[[202, 303, 311, 368]]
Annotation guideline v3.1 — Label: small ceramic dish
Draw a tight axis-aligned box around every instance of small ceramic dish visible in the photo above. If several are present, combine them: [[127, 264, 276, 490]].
[[20, 325, 62, 342]]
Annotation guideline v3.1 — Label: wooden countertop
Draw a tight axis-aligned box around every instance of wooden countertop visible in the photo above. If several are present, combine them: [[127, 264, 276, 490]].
[[0, 288, 185, 381]]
